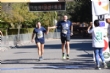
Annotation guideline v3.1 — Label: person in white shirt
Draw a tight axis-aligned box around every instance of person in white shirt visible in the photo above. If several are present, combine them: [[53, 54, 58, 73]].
[[105, 16, 110, 50], [88, 20, 107, 69]]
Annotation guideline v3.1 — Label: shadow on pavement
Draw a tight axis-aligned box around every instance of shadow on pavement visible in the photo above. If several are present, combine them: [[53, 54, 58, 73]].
[[2, 58, 110, 69], [2, 58, 95, 69], [16, 42, 92, 51], [1, 39, 97, 69]]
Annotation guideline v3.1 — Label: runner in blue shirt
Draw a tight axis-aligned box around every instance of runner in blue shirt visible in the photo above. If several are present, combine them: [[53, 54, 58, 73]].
[[31, 22, 48, 61], [48, 15, 73, 59]]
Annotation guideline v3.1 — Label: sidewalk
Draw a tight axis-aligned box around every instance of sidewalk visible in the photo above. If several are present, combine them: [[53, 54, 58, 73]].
[[1, 39, 110, 73]]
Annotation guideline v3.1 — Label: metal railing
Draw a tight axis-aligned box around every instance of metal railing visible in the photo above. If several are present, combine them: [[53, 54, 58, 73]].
[[0, 36, 10, 51], [0, 32, 61, 51]]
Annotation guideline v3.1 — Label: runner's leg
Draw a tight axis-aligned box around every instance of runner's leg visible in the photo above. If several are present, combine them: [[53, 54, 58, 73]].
[[41, 44, 44, 57], [65, 36, 70, 59], [61, 36, 66, 59], [36, 42, 42, 60], [65, 41, 70, 58]]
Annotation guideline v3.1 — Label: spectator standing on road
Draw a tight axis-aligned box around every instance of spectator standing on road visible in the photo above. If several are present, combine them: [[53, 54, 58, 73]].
[[31, 22, 48, 61], [0, 30, 3, 59], [0, 30, 3, 44], [48, 15, 73, 60], [105, 16, 110, 50], [88, 20, 107, 70]]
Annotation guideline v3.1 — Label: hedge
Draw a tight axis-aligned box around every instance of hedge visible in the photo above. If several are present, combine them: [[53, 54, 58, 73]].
[[0, 28, 55, 35], [0, 28, 34, 35], [7, 28, 34, 35]]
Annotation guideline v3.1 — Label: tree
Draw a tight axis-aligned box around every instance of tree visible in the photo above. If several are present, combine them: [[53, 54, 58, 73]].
[[1, 3, 38, 28], [1, 1, 92, 29], [57, 0, 92, 22], [1, 3, 57, 28], [70, 0, 92, 22]]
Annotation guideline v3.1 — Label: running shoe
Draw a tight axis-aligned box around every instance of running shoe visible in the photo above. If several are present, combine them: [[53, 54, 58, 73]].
[[62, 54, 66, 59], [102, 62, 108, 68], [66, 55, 69, 60], [39, 57, 43, 61], [95, 65, 101, 70]]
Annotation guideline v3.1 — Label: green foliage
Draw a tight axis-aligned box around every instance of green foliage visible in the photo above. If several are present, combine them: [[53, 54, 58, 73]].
[[8, 29, 18, 35], [67, 0, 92, 22], [58, 0, 92, 22], [27, 28, 34, 33], [34, 11, 57, 28], [1, 3, 57, 29], [1, 1, 92, 32], [0, 22, 9, 28], [1, 3, 37, 28]]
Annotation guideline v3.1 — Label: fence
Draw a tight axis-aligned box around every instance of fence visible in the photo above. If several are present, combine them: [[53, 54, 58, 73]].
[[7, 32, 60, 43], [0, 31, 92, 51], [0, 32, 60, 51], [0, 36, 10, 51]]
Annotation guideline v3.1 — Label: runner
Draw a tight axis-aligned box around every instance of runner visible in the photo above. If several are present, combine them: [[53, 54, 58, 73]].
[[87, 20, 107, 70], [31, 22, 48, 61], [105, 16, 110, 50], [48, 15, 73, 59]]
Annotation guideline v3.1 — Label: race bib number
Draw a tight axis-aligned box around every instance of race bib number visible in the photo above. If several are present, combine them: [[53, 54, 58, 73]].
[[62, 29, 67, 34], [62, 23, 69, 34], [37, 31, 43, 38], [96, 32, 102, 41]]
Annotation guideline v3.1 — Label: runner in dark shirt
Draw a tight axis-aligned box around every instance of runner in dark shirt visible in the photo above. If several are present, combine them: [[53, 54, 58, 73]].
[[48, 15, 73, 59], [31, 22, 48, 61]]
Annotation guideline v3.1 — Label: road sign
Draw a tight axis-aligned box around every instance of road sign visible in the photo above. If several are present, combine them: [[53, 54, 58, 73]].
[[29, 2, 66, 11]]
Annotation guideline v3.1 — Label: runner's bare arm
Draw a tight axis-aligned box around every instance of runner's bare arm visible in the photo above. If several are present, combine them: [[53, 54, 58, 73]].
[[45, 29, 49, 34], [71, 24, 73, 35], [87, 25, 92, 33], [48, 26, 57, 30], [48, 26, 57, 32], [87, 22, 93, 32], [31, 33, 35, 42]]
